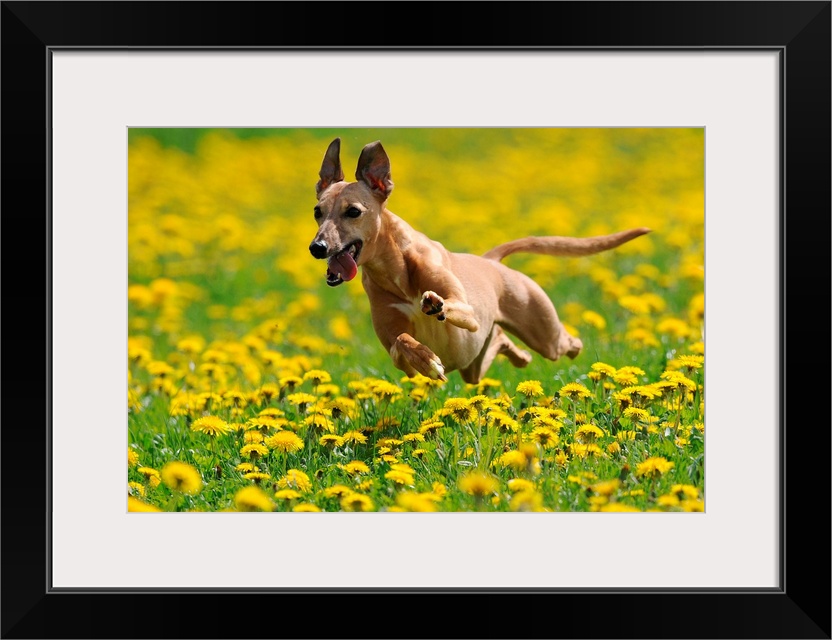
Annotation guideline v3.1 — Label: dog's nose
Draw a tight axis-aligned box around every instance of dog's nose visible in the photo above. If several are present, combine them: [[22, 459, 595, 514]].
[[309, 240, 328, 259]]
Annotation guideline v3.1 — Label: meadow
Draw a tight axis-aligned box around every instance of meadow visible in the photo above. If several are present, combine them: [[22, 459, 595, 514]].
[[127, 128, 704, 513]]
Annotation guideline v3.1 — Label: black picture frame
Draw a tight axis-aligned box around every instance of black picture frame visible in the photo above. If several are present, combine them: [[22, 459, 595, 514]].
[[2, 2, 829, 638]]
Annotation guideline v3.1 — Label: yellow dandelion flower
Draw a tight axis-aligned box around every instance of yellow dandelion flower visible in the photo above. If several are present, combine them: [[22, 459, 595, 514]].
[[418, 420, 445, 436], [617, 385, 661, 404], [618, 294, 652, 315], [303, 369, 332, 385], [244, 471, 272, 483], [444, 397, 477, 423], [197, 362, 229, 380], [239, 443, 269, 460], [127, 496, 162, 512], [590, 362, 617, 378], [458, 471, 500, 497], [635, 456, 675, 479], [176, 336, 205, 355], [467, 395, 490, 411], [326, 396, 357, 419], [234, 486, 274, 512], [128, 481, 145, 497], [623, 407, 651, 422], [671, 484, 700, 499], [396, 492, 438, 512], [476, 378, 502, 394], [599, 502, 642, 512], [191, 415, 231, 437], [128, 448, 140, 467], [660, 371, 697, 391], [160, 461, 202, 495], [516, 380, 544, 398], [256, 382, 281, 403], [385, 469, 415, 486], [618, 365, 646, 377], [247, 415, 284, 431], [319, 434, 344, 448], [370, 380, 403, 399], [322, 485, 354, 499], [341, 493, 375, 512], [260, 350, 286, 369], [590, 479, 621, 496], [286, 392, 317, 410], [581, 310, 607, 330], [606, 441, 622, 455], [277, 469, 312, 493], [681, 499, 705, 512], [356, 479, 374, 492], [409, 387, 428, 402], [558, 382, 592, 400], [277, 376, 303, 391], [531, 414, 564, 431], [222, 389, 248, 410], [402, 432, 425, 445], [507, 478, 536, 493], [293, 503, 323, 512], [575, 424, 604, 443], [244, 431, 265, 444], [137, 466, 160, 480], [146, 360, 175, 378], [626, 327, 660, 347], [612, 370, 640, 386], [656, 317, 692, 339], [341, 430, 369, 445], [496, 450, 528, 472], [274, 488, 303, 501], [378, 438, 404, 450], [528, 426, 560, 448], [235, 462, 256, 474], [519, 441, 541, 457], [316, 383, 340, 397], [510, 490, 545, 512], [656, 494, 681, 509], [568, 443, 605, 459], [341, 460, 370, 476], [671, 354, 704, 372], [487, 410, 519, 433], [303, 413, 335, 433]]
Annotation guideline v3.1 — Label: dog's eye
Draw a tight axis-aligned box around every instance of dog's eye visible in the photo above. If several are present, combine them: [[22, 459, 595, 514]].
[[313, 206, 322, 219], [345, 207, 362, 219]]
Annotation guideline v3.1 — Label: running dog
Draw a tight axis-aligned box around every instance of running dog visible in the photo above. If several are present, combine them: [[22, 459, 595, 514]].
[[309, 138, 650, 384]]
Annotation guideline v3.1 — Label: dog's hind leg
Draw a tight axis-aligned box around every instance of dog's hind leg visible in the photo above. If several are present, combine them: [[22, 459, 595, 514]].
[[460, 326, 532, 384], [497, 269, 583, 363]]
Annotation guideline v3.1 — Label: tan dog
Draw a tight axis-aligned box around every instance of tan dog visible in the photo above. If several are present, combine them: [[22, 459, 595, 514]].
[[309, 138, 650, 384]]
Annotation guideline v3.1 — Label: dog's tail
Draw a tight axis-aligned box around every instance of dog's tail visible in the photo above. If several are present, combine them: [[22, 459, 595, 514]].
[[482, 227, 651, 262]]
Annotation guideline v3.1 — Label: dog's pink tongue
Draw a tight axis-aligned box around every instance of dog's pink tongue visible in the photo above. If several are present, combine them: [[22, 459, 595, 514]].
[[328, 252, 358, 281]]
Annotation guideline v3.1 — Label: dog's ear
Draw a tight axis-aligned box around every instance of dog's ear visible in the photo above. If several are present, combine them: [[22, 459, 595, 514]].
[[355, 141, 394, 199], [316, 138, 345, 197]]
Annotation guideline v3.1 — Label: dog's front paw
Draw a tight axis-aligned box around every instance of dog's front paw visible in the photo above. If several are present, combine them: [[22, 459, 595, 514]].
[[421, 291, 446, 321]]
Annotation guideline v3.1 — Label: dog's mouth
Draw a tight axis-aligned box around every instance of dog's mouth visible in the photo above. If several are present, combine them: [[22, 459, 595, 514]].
[[325, 241, 363, 287]]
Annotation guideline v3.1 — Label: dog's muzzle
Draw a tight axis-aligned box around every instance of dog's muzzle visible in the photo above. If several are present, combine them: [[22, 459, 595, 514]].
[[312, 240, 362, 287]]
